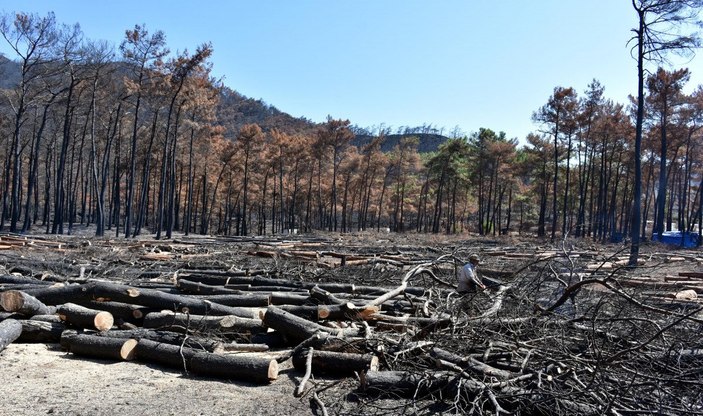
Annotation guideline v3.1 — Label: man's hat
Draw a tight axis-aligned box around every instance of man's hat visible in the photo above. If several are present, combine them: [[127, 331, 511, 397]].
[[469, 254, 480, 262]]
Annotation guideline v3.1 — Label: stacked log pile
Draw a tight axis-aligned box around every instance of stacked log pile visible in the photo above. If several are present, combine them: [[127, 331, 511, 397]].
[[0, 233, 702, 414]]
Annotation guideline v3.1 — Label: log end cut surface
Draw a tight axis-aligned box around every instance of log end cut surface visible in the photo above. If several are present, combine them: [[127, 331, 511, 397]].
[[94, 311, 115, 331], [120, 339, 138, 361]]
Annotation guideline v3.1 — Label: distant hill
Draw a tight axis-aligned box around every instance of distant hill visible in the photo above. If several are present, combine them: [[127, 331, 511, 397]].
[[353, 133, 449, 153], [0, 55, 21, 88], [216, 86, 317, 139], [0, 57, 448, 152]]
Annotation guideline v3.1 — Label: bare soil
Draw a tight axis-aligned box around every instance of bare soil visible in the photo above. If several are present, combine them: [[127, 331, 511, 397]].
[[3, 343, 310, 416]]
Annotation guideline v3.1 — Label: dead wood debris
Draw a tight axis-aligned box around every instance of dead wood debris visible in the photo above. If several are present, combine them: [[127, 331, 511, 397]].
[[0, 232, 703, 415]]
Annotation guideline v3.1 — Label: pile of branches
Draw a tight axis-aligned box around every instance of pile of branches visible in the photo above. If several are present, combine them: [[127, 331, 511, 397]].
[[0, 236, 702, 415]]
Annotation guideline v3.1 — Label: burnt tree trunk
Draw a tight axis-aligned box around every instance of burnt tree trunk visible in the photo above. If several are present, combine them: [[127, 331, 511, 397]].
[[0, 290, 51, 316], [56, 302, 114, 331], [0, 319, 22, 353], [61, 332, 137, 361]]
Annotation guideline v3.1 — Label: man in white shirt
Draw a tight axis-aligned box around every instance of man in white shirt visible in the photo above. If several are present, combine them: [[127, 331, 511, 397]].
[[457, 254, 486, 294]]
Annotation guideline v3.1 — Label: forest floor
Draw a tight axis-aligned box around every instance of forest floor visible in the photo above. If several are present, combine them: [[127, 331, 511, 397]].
[[0, 227, 701, 415]]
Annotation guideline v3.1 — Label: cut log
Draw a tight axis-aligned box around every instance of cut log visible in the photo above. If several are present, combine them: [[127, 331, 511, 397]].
[[200, 294, 271, 307], [362, 371, 456, 398], [0, 290, 51, 316], [177, 278, 240, 295], [86, 281, 258, 318], [23, 284, 88, 306], [292, 350, 379, 375], [92, 328, 223, 352], [678, 272, 703, 279], [176, 274, 255, 287], [61, 332, 137, 361], [269, 292, 309, 306], [221, 343, 269, 352], [17, 319, 65, 343], [0, 319, 22, 353], [189, 351, 279, 384], [56, 302, 114, 331], [134, 338, 198, 369], [25, 314, 63, 323], [262, 306, 358, 344], [83, 300, 153, 324], [354, 285, 426, 297], [309, 286, 347, 305], [143, 311, 264, 334], [0, 274, 53, 285], [0, 312, 22, 320], [278, 303, 378, 321]]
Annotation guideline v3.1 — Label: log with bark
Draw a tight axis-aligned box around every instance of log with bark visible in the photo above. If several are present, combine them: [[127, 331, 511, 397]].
[[142, 311, 264, 335], [0, 319, 22, 353], [22, 283, 88, 306], [86, 281, 258, 318], [82, 300, 153, 324], [189, 351, 279, 384], [0, 274, 54, 285], [134, 338, 278, 383], [61, 332, 138, 361], [0, 290, 52, 316], [199, 293, 271, 307], [176, 278, 240, 295], [56, 302, 114, 331], [262, 306, 359, 344], [292, 349, 379, 375], [17, 319, 66, 343], [92, 328, 224, 353], [134, 338, 199, 370]]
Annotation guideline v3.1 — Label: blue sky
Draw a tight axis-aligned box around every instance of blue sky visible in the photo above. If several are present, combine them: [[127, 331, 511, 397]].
[[1, 1, 701, 142]]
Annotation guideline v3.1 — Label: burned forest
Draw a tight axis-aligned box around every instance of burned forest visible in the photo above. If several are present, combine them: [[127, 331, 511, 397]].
[[1, 3, 703, 415]]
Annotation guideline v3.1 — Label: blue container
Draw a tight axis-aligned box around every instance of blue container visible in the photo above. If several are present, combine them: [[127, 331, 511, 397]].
[[652, 231, 700, 248]]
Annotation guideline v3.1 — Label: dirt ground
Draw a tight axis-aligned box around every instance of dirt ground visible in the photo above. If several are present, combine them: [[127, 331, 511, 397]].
[[3, 343, 311, 416], [1, 229, 702, 415]]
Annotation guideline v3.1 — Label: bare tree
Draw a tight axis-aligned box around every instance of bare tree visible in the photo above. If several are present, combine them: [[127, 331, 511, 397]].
[[0, 11, 58, 232], [628, 0, 702, 266]]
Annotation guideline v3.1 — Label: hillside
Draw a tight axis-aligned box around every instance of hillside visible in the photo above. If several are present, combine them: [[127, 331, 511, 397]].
[[216, 86, 318, 139], [0, 55, 20, 88], [353, 133, 448, 153], [0, 57, 447, 151]]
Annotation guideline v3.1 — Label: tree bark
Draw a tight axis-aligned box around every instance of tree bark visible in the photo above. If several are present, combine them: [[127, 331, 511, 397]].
[[56, 302, 114, 331], [61, 332, 138, 361], [189, 351, 278, 384], [0, 319, 23, 353], [85, 281, 258, 318], [292, 349, 379, 375], [0, 290, 51, 316], [262, 306, 358, 344], [17, 319, 65, 343], [92, 328, 223, 353], [142, 311, 264, 334]]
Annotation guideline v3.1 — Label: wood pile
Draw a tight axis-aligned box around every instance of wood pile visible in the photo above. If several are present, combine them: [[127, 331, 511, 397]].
[[1, 233, 702, 414]]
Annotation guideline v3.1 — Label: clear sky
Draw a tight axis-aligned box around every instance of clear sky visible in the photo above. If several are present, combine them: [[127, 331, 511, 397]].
[[1, 1, 701, 142]]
